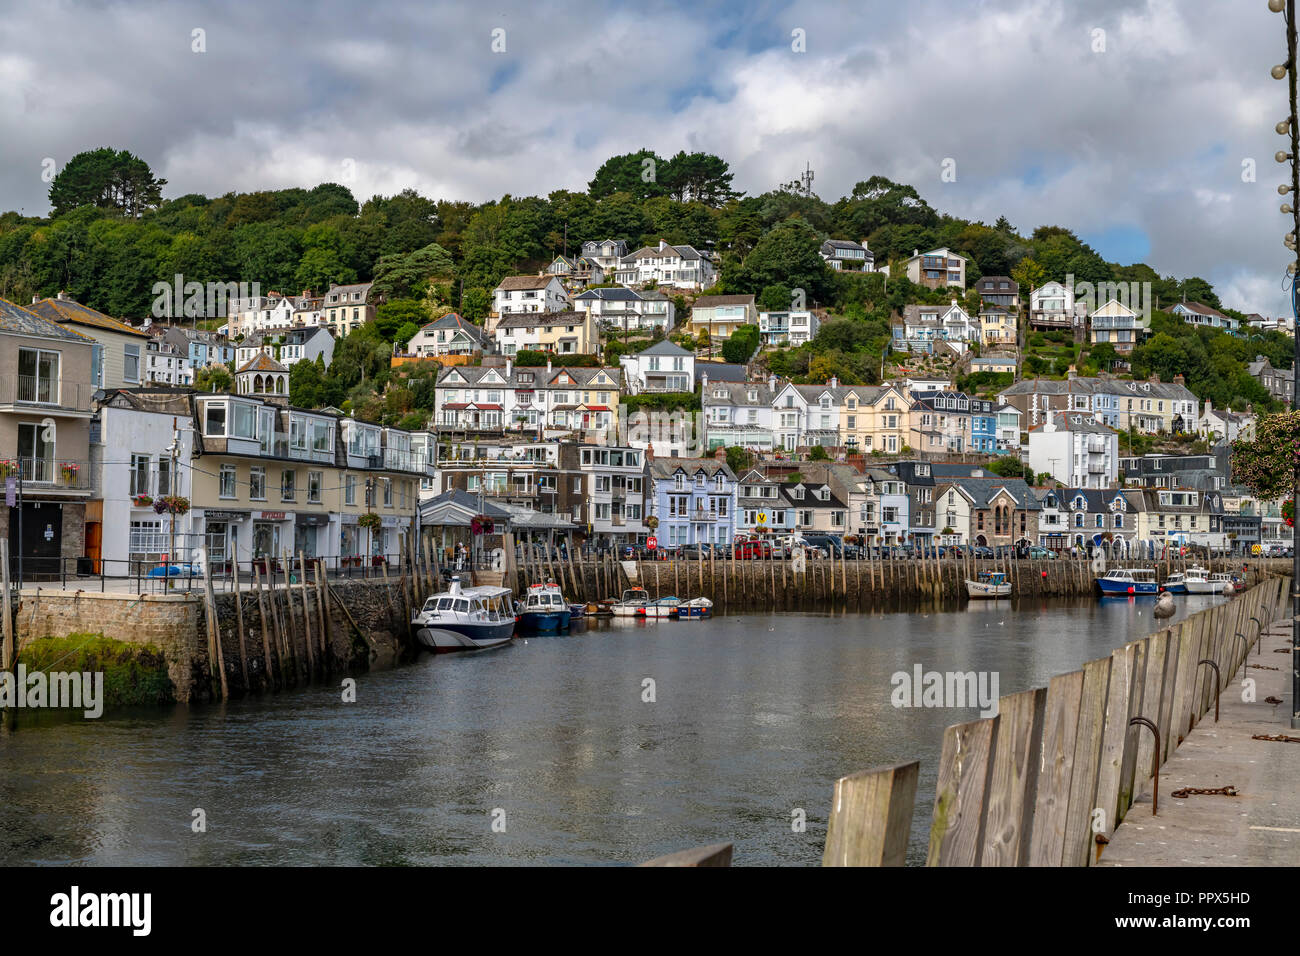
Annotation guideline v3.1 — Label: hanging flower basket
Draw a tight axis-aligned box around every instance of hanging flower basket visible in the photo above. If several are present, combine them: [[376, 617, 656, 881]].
[[1284, 499, 1295, 529], [1231, 412, 1300, 500], [358, 511, 382, 532], [60, 462, 80, 483], [470, 514, 495, 536], [152, 495, 191, 515], [132, 493, 154, 507]]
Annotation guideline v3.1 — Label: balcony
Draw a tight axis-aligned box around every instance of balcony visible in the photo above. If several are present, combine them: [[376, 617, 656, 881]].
[[0, 376, 94, 415], [8, 457, 95, 493], [689, 509, 720, 522]]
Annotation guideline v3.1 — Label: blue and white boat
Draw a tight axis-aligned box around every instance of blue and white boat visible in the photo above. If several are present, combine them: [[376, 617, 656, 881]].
[[677, 597, 714, 619], [412, 578, 516, 651], [644, 597, 681, 618], [1096, 568, 1159, 596], [516, 582, 572, 632]]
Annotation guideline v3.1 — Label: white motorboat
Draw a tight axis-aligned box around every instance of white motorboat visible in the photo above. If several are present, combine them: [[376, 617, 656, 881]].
[[412, 577, 516, 652], [610, 587, 650, 617], [965, 570, 1011, 599], [1184, 568, 1222, 595], [644, 597, 681, 618]]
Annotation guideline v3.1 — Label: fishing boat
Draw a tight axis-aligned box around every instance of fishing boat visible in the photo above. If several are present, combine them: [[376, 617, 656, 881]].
[[644, 596, 681, 618], [1096, 568, 1158, 596], [412, 577, 516, 652], [610, 587, 650, 617], [1167, 565, 1208, 594], [1190, 571, 1236, 595], [677, 597, 713, 619], [965, 570, 1011, 599], [516, 582, 572, 632]]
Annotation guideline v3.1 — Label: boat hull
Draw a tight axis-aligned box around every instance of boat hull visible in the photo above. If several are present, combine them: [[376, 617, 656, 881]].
[[1096, 578, 1158, 595], [678, 600, 712, 619], [610, 605, 645, 617], [516, 609, 571, 632], [1163, 582, 1188, 594], [414, 620, 516, 652], [965, 580, 1012, 598], [644, 604, 679, 618]]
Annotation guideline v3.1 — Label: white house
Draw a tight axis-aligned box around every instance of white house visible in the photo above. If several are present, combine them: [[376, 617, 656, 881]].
[[573, 287, 675, 332], [406, 313, 484, 359], [891, 301, 978, 354], [619, 340, 694, 395], [702, 379, 777, 451], [615, 240, 717, 290], [490, 275, 570, 326], [1026, 410, 1119, 489], [1167, 301, 1240, 334], [904, 248, 966, 290], [820, 239, 874, 272], [580, 239, 629, 274], [280, 326, 335, 368], [1199, 400, 1256, 444], [772, 382, 843, 450], [144, 340, 194, 386], [758, 310, 819, 346], [1028, 280, 1080, 331]]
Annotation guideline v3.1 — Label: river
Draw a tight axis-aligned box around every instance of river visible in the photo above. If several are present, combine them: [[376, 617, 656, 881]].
[[0, 594, 1227, 866]]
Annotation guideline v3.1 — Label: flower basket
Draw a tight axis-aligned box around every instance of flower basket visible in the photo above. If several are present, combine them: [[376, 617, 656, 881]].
[[470, 514, 495, 536], [358, 512, 382, 532], [59, 462, 80, 483], [0, 460, 15, 479], [1284, 499, 1295, 529], [153, 495, 191, 515], [132, 493, 154, 507]]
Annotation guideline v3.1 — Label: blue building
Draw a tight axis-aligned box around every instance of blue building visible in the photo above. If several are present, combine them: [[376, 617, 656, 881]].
[[970, 398, 997, 454], [648, 455, 739, 548]]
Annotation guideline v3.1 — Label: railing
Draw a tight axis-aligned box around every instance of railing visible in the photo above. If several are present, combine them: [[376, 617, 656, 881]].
[[0, 376, 95, 411], [4, 457, 95, 491]]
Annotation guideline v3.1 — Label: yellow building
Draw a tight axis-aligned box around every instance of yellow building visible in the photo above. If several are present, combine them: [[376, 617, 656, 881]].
[[493, 310, 598, 356], [840, 384, 912, 455], [979, 306, 1017, 346]]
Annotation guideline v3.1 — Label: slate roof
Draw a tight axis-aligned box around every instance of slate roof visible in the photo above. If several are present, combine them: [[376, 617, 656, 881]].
[[636, 339, 692, 357], [495, 275, 558, 292], [574, 287, 642, 302], [1030, 410, 1118, 434], [0, 296, 93, 343], [696, 362, 746, 383], [494, 311, 586, 329], [693, 294, 754, 309], [237, 352, 288, 374], [940, 476, 1041, 510], [701, 381, 774, 406], [420, 312, 482, 341], [29, 297, 149, 338], [649, 456, 736, 481]]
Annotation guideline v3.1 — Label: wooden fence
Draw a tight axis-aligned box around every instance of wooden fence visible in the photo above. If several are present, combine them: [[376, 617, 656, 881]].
[[639, 575, 1290, 866]]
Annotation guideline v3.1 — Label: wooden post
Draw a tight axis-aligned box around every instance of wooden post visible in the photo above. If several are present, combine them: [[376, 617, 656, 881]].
[[927, 718, 995, 866], [253, 565, 276, 690], [298, 549, 316, 678], [823, 761, 920, 867], [231, 559, 250, 692], [1, 538, 13, 675], [281, 550, 300, 683], [640, 843, 733, 867], [313, 559, 332, 669], [203, 558, 229, 701], [981, 687, 1047, 866]]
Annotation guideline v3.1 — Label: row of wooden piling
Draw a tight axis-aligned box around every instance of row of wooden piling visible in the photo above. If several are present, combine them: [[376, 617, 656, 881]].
[[513, 549, 1276, 611]]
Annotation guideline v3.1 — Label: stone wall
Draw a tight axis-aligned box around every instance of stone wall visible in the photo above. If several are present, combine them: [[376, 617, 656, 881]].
[[13, 577, 417, 704]]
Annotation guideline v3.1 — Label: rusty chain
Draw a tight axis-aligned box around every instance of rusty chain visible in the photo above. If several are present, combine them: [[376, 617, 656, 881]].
[[1171, 785, 1238, 798], [1253, 733, 1300, 743]]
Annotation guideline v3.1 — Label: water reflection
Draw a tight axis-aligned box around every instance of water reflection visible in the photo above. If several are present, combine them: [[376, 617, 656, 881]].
[[0, 594, 1226, 866]]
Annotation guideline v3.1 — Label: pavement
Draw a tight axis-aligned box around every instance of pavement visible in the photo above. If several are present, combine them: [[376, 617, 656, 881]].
[[1096, 622, 1300, 866]]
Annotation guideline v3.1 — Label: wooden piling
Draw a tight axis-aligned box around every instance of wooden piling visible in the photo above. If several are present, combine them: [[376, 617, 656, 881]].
[[823, 761, 920, 867]]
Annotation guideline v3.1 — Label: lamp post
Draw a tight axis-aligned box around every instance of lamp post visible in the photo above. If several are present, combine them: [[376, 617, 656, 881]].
[[1270, 0, 1300, 727]]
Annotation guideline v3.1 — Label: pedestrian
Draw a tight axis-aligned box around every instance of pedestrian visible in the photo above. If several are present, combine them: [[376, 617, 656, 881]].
[[456, 541, 467, 571]]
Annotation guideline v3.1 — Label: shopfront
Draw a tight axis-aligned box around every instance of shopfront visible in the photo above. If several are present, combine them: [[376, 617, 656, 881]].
[[202, 509, 249, 572], [294, 512, 327, 559], [253, 510, 292, 562]]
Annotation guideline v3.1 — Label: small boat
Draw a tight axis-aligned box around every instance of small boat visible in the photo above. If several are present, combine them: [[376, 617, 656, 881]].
[[1169, 565, 1207, 594], [677, 597, 713, 619], [516, 582, 572, 632], [965, 570, 1011, 599], [1190, 571, 1236, 596], [610, 587, 650, 617], [1096, 568, 1159, 596], [412, 577, 516, 652], [568, 603, 586, 619], [644, 597, 681, 618]]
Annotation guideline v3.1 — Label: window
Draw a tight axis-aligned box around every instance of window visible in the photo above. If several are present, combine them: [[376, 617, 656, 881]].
[[157, 457, 172, 496], [345, 474, 356, 505], [17, 348, 60, 403], [219, 464, 236, 498], [383, 478, 393, 507], [308, 471, 322, 503], [130, 454, 150, 496], [124, 344, 141, 384], [281, 469, 295, 501], [250, 466, 266, 501]]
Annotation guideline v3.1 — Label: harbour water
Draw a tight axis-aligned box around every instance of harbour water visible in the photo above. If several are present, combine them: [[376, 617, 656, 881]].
[[0, 594, 1228, 866]]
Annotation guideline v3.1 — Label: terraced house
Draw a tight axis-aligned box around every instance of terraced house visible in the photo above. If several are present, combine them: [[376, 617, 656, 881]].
[[434, 361, 621, 438], [615, 239, 716, 290], [493, 310, 597, 356], [646, 453, 737, 549], [838, 384, 910, 456], [30, 293, 151, 390], [703, 379, 776, 452], [0, 297, 97, 576], [1129, 487, 1227, 551]]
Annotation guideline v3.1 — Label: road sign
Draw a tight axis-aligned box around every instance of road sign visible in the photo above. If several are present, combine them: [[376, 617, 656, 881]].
[[646, 536, 657, 551], [756, 512, 767, 525]]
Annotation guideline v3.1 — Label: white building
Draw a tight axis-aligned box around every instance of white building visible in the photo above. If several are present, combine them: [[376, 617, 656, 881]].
[[1198, 400, 1256, 444], [572, 287, 675, 332], [491, 275, 570, 323], [1026, 411, 1119, 489], [280, 326, 335, 368], [144, 340, 194, 386], [758, 310, 819, 346], [903, 248, 966, 290], [702, 379, 777, 452], [406, 313, 484, 359], [615, 240, 717, 290], [618, 340, 694, 395], [820, 239, 874, 272]]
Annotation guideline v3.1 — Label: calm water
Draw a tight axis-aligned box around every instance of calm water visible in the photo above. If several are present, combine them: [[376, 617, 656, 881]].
[[0, 595, 1226, 866]]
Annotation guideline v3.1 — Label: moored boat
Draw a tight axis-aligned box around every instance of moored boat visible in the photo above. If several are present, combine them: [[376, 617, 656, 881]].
[[610, 587, 650, 617], [677, 597, 713, 618], [965, 570, 1011, 599], [1096, 568, 1158, 596], [1170, 565, 1208, 594], [412, 577, 516, 652], [644, 596, 681, 618], [516, 582, 572, 632], [1162, 571, 1188, 594]]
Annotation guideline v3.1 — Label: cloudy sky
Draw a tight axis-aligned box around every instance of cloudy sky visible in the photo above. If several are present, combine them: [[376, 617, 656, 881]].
[[0, 0, 1292, 314]]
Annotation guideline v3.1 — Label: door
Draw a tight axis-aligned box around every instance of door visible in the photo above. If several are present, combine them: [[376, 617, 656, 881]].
[[85, 520, 102, 574], [10, 502, 62, 579]]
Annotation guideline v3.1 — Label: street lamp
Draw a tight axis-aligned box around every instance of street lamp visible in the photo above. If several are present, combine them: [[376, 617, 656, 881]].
[[1270, 0, 1300, 728]]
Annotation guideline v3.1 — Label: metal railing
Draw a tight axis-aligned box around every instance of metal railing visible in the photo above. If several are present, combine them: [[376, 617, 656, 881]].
[[1, 376, 95, 411]]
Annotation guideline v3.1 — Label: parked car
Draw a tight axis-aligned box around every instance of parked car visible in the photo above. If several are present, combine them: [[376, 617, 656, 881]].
[[971, 546, 995, 559], [733, 537, 774, 560], [1026, 546, 1057, 560], [803, 534, 849, 558]]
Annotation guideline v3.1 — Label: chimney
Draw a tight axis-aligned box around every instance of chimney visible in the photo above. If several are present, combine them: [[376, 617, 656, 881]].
[[701, 371, 709, 388], [658, 239, 667, 251], [1149, 373, 1160, 384], [1173, 374, 1184, 386], [645, 442, 655, 462], [56, 290, 67, 301], [1067, 366, 1077, 380], [546, 358, 553, 374], [768, 373, 777, 391], [830, 375, 838, 388], [713, 446, 727, 461], [505, 358, 513, 378], [31, 295, 39, 305], [913, 249, 919, 257]]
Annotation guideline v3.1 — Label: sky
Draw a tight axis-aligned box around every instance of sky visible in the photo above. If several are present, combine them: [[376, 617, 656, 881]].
[[0, 0, 1293, 316]]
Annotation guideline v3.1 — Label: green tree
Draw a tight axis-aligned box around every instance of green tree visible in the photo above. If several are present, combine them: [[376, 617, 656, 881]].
[[460, 286, 491, 321], [721, 324, 760, 363], [375, 298, 431, 342], [48, 147, 167, 218], [587, 150, 666, 201]]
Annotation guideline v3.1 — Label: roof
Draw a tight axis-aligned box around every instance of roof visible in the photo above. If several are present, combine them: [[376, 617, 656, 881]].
[[702, 381, 774, 406], [420, 312, 482, 339], [495, 275, 559, 292], [693, 294, 754, 309], [574, 287, 642, 302], [29, 297, 149, 338], [1169, 300, 1232, 321], [494, 311, 586, 329], [325, 282, 373, 297], [636, 339, 692, 357], [0, 296, 94, 343], [649, 456, 736, 481], [696, 362, 746, 383], [237, 352, 288, 374], [939, 476, 1041, 510], [1030, 410, 1117, 434]]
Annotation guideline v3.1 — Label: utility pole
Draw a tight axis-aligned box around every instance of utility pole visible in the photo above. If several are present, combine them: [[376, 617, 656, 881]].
[[167, 419, 179, 588], [1270, 0, 1300, 727]]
